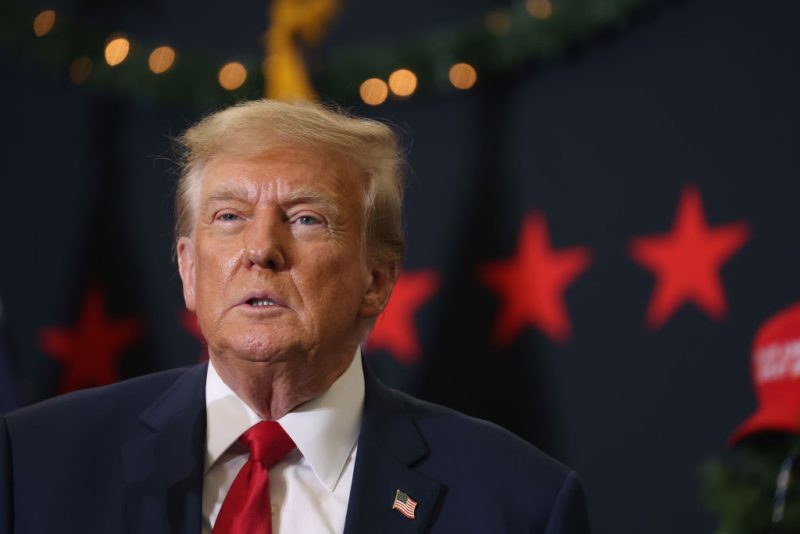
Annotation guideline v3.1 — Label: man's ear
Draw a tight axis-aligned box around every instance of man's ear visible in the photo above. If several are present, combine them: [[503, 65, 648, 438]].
[[176, 237, 197, 312], [358, 260, 400, 319]]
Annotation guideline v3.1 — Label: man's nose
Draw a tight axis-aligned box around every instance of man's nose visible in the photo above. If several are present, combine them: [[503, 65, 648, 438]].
[[243, 208, 288, 271]]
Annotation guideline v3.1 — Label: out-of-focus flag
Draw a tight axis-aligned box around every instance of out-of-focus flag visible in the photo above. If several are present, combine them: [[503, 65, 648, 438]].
[[0, 296, 19, 412]]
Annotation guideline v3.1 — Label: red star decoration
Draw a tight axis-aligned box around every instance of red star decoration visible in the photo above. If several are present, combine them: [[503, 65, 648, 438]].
[[629, 184, 751, 329], [366, 270, 439, 365], [39, 287, 142, 393], [181, 309, 208, 362], [479, 212, 592, 345]]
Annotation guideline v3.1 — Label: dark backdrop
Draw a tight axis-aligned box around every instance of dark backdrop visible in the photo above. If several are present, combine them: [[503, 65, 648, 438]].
[[2, 0, 800, 532]]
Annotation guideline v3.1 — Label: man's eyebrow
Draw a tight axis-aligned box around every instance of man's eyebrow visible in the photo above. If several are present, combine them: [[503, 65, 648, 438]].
[[281, 189, 341, 217], [201, 186, 340, 215], [202, 186, 253, 208], [281, 188, 339, 212]]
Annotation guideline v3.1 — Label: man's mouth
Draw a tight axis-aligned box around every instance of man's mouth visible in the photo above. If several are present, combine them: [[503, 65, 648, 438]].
[[247, 298, 277, 307]]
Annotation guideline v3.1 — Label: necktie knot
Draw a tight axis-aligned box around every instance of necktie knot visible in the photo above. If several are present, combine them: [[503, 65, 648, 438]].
[[240, 421, 295, 468], [214, 421, 295, 534]]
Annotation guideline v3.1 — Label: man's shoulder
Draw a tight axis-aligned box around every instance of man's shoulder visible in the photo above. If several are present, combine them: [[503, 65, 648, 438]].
[[390, 388, 573, 487], [375, 388, 590, 531], [4, 365, 200, 432]]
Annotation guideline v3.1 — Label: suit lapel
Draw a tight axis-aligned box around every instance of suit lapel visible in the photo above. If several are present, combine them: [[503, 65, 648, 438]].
[[343, 361, 443, 534], [121, 364, 208, 534]]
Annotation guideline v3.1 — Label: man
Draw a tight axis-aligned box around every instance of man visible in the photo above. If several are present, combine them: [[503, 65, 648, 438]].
[[0, 100, 590, 533]]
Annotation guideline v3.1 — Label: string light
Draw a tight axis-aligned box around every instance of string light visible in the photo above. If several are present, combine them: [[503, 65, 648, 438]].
[[388, 69, 417, 98], [218, 62, 247, 90], [69, 57, 92, 84], [526, 0, 553, 20], [33, 10, 56, 37], [12, 0, 626, 105], [359, 78, 388, 106], [104, 36, 130, 67], [448, 63, 477, 90], [484, 10, 511, 35], [148, 46, 176, 74]]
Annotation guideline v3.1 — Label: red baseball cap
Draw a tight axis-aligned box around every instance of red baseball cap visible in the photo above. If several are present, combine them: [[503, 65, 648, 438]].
[[729, 301, 800, 446]]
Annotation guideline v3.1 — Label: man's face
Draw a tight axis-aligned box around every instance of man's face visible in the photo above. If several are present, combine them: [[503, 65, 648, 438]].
[[177, 148, 390, 376]]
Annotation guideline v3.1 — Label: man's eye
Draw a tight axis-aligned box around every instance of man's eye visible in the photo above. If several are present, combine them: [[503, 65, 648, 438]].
[[217, 213, 239, 222], [297, 215, 321, 225]]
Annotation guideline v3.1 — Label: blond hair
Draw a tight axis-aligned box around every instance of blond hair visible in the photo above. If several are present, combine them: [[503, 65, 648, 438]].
[[174, 99, 405, 265]]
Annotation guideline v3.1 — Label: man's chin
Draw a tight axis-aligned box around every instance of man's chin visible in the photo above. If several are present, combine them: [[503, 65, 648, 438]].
[[208, 336, 306, 366]]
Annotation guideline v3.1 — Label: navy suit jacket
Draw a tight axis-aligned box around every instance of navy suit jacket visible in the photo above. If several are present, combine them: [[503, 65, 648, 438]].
[[0, 360, 589, 533]]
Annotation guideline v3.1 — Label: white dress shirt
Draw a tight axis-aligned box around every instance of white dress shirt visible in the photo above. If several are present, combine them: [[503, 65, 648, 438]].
[[201, 351, 365, 534]]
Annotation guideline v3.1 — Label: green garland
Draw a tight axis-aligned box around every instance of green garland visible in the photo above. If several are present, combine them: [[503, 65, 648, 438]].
[[0, 0, 262, 109], [1, 0, 653, 109], [700, 435, 800, 534], [319, 0, 652, 101]]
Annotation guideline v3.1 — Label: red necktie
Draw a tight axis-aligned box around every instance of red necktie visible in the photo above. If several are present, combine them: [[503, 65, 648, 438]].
[[213, 421, 296, 534]]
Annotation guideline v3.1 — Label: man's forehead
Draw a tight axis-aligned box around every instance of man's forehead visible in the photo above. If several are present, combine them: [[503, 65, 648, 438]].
[[198, 150, 363, 205], [200, 148, 361, 192]]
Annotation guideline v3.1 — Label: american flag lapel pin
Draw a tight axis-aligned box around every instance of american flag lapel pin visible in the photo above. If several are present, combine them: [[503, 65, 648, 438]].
[[391, 489, 418, 519]]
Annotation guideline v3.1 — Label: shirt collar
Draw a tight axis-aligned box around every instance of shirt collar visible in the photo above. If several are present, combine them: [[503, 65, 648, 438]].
[[204, 350, 365, 492]]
